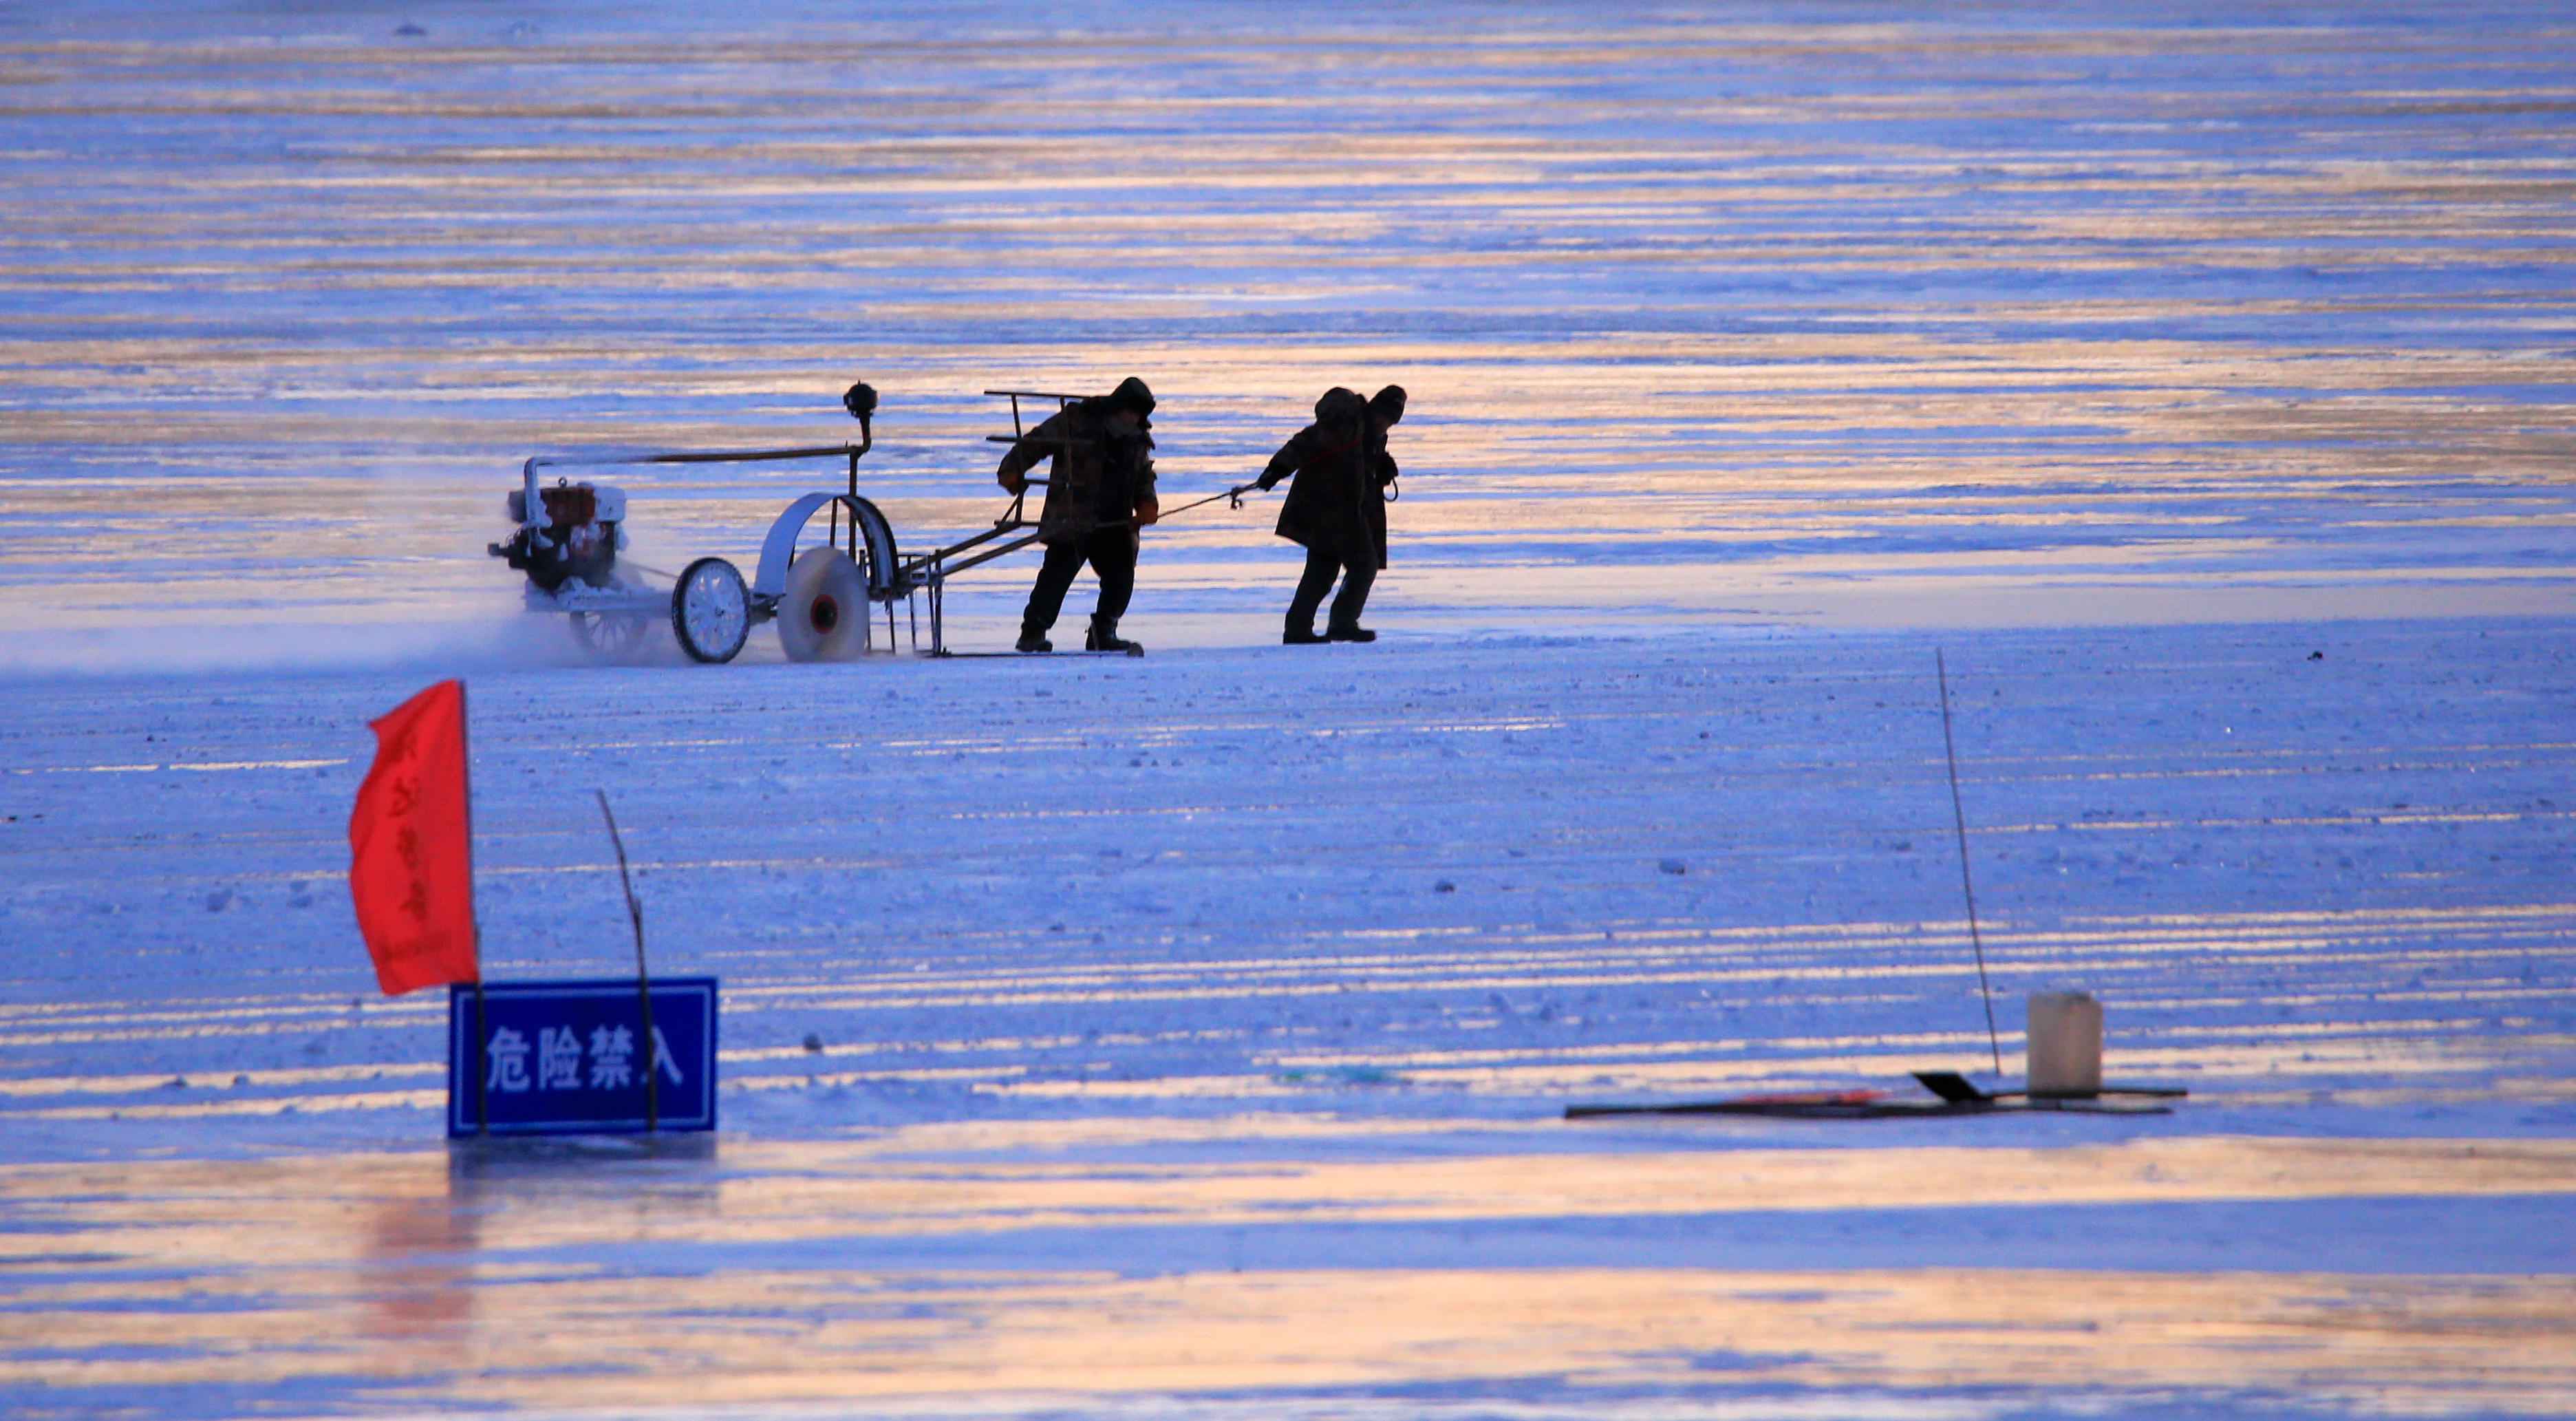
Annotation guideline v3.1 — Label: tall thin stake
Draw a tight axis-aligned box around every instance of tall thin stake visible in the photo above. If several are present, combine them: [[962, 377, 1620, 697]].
[[1935, 649, 2004, 1074], [460, 682, 489, 1136], [596, 791, 658, 1132]]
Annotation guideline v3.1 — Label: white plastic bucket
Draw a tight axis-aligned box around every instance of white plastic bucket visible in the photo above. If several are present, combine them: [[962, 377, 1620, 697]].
[[2026, 991, 2103, 1098]]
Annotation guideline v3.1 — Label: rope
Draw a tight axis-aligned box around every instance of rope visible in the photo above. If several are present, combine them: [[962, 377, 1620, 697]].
[[1132, 422, 1380, 525], [1156, 484, 1261, 520]]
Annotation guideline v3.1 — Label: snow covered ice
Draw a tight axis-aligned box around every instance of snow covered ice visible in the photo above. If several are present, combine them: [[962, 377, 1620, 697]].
[[11, 631, 2576, 1417], [3, 2, 2575, 1418]]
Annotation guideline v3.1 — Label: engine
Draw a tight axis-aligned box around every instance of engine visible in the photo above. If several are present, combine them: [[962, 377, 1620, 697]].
[[490, 478, 628, 593]]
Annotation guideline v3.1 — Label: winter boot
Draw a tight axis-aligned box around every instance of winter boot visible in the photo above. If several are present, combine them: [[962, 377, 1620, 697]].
[[1283, 621, 1327, 645], [1085, 616, 1142, 654], [1016, 626, 1052, 653], [1325, 624, 1377, 643]]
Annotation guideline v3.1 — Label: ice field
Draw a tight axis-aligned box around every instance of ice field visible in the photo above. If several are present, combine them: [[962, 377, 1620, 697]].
[[4, 1, 2576, 1418], [9, 627, 2576, 1418]]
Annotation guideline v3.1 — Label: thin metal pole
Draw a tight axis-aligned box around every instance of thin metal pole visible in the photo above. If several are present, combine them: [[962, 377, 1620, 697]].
[[596, 791, 659, 1132], [1935, 649, 2004, 1074], [471, 983, 489, 1137], [460, 681, 489, 1136]]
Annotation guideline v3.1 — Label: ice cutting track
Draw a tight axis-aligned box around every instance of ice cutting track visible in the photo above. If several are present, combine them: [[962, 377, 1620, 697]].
[[3, 621, 2574, 1418]]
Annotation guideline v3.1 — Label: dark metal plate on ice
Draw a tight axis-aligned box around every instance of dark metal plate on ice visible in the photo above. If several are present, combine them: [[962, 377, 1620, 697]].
[[1565, 1071, 2181, 1121]]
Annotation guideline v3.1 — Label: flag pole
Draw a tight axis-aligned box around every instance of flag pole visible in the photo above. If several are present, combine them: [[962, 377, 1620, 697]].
[[1935, 649, 2005, 1075], [461, 681, 489, 1137], [597, 791, 658, 1132]]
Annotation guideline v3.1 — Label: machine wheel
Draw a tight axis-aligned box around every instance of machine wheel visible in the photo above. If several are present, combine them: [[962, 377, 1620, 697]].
[[569, 610, 654, 662], [671, 557, 749, 663], [779, 547, 871, 662]]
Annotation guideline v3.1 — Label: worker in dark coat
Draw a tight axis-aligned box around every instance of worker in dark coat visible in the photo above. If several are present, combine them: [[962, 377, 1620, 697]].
[[1256, 384, 1404, 643], [997, 376, 1161, 652]]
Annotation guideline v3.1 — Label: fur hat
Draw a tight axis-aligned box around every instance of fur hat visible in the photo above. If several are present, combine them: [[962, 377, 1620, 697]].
[[1106, 376, 1156, 417]]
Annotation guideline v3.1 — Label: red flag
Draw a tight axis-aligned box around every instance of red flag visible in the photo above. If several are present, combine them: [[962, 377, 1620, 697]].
[[349, 680, 480, 996]]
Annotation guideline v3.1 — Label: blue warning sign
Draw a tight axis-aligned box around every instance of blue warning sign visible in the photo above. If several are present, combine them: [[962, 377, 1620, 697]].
[[447, 977, 718, 1136]]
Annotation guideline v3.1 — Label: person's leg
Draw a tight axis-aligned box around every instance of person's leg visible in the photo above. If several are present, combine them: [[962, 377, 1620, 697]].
[[1085, 527, 1139, 650], [1327, 557, 1377, 639], [1020, 539, 1086, 650], [1285, 546, 1338, 642], [1088, 527, 1137, 624]]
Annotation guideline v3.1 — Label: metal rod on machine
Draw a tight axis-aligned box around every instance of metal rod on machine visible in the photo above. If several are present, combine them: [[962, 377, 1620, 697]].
[[621, 444, 868, 465], [897, 520, 1032, 575], [925, 531, 1047, 579]]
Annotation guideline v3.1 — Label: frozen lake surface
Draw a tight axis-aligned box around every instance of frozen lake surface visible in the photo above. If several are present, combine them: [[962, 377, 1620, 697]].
[[3, 0, 2574, 1416], [6, 621, 2575, 1417]]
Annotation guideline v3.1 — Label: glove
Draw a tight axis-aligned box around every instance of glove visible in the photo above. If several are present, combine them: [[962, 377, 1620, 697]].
[[998, 467, 1027, 495], [1133, 493, 1160, 526]]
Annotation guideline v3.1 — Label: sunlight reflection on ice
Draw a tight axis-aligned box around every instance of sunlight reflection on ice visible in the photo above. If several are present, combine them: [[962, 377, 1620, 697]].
[[4, 1138, 2575, 1411]]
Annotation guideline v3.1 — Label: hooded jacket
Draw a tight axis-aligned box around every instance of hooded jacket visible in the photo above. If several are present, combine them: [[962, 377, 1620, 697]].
[[996, 398, 1159, 543], [1260, 387, 1396, 567]]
